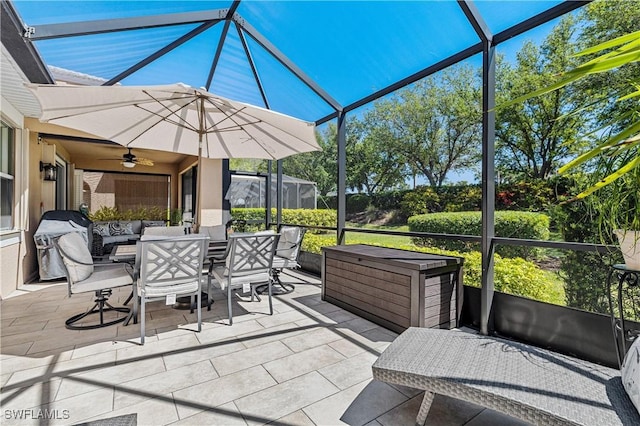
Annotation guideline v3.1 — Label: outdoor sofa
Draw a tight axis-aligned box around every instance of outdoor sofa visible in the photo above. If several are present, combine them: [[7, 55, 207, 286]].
[[372, 327, 640, 425], [91, 220, 165, 255]]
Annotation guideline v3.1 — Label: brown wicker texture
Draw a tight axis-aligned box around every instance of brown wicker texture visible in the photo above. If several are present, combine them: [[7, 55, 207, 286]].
[[372, 327, 639, 425]]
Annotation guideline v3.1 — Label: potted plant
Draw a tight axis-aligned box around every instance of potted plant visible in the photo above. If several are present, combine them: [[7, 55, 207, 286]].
[[500, 30, 640, 270], [591, 159, 640, 269]]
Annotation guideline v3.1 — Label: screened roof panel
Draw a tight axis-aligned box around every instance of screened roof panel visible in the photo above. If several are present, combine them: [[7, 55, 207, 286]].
[[236, 1, 481, 106], [245, 36, 337, 121], [33, 24, 203, 82], [474, 0, 565, 34], [118, 24, 225, 88], [14, 1, 231, 24], [11, 1, 587, 122]]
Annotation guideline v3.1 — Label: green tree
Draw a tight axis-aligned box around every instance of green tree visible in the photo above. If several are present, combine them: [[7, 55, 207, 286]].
[[495, 17, 587, 180], [366, 64, 482, 187], [347, 117, 408, 196], [281, 128, 335, 197]]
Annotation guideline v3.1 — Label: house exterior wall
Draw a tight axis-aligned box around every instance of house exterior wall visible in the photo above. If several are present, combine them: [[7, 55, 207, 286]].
[[1, 94, 30, 297], [198, 158, 224, 227]]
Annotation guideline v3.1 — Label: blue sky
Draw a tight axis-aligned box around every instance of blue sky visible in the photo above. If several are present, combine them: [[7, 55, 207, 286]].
[[14, 1, 575, 184]]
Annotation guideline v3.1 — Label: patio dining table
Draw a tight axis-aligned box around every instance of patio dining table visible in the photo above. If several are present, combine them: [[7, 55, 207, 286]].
[[109, 239, 228, 263], [109, 239, 228, 310]]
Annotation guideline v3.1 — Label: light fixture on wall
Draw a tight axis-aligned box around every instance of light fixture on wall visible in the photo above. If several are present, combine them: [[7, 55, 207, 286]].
[[40, 161, 57, 181]]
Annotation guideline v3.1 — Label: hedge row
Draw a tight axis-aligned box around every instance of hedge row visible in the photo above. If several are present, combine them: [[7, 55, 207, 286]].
[[407, 211, 550, 260], [231, 208, 336, 233], [301, 234, 564, 306], [89, 206, 167, 221], [322, 178, 571, 217]]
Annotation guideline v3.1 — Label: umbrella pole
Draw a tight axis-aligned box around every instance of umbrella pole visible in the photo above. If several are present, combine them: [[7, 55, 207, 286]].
[[194, 95, 205, 234]]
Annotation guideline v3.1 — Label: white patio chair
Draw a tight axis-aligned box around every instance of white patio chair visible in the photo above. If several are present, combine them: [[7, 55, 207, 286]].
[[55, 232, 133, 330], [133, 234, 209, 344], [208, 233, 280, 325]]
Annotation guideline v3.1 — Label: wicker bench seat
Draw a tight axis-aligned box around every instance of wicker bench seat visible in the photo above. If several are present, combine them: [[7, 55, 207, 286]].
[[372, 327, 639, 425]]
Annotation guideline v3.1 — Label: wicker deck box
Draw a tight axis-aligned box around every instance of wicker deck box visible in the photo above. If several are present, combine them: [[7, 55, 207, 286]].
[[321, 244, 463, 333]]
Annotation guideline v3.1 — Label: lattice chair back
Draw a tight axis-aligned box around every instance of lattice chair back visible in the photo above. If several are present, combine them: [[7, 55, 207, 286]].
[[226, 233, 280, 280], [134, 234, 209, 344], [209, 232, 280, 325]]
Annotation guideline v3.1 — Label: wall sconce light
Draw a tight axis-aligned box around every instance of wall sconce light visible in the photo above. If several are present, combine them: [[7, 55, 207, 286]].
[[40, 161, 57, 181]]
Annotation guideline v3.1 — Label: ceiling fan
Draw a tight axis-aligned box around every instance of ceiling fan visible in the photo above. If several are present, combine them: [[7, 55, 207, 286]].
[[103, 148, 154, 168]]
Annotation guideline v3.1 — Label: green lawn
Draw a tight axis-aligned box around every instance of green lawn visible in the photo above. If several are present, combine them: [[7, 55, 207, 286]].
[[344, 223, 412, 246]]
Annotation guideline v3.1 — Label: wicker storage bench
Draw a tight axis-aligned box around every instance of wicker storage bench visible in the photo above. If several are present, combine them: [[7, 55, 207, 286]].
[[372, 327, 639, 425]]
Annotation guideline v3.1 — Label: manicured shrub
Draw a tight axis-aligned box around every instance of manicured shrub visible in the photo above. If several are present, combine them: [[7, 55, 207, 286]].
[[347, 194, 371, 214], [301, 233, 337, 253], [408, 211, 550, 259], [89, 205, 167, 221], [371, 190, 411, 211], [400, 186, 443, 217], [231, 208, 337, 233]]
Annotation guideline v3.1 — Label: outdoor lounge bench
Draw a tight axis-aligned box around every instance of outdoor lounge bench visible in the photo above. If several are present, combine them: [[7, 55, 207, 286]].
[[372, 327, 640, 425]]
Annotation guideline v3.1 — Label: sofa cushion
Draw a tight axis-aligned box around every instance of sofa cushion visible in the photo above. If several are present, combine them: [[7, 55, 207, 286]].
[[142, 220, 166, 232]]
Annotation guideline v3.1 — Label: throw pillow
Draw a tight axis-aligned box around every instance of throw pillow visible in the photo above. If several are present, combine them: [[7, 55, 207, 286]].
[[109, 222, 126, 236], [622, 337, 640, 414], [57, 232, 94, 282], [121, 222, 134, 235], [94, 223, 110, 237]]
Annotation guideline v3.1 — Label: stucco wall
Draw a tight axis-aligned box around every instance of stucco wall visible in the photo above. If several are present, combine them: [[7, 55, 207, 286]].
[[0, 237, 22, 297], [199, 158, 224, 227]]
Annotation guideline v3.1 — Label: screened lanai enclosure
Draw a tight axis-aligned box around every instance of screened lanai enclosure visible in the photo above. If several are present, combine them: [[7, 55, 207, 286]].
[[4, 0, 638, 366], [227, 174, 317, 210]]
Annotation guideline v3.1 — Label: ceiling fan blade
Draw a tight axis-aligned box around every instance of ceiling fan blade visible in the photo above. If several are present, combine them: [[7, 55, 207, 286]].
[[135, 158, 154, 166]]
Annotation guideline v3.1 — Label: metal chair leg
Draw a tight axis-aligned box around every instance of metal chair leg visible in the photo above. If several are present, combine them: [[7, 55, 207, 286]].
[[140, 296, 146, 345], [227, 285, 233, 326], [65, 289, 130, 330]]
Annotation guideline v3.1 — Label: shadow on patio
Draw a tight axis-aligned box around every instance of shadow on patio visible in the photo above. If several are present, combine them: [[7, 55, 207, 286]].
[[1, 271, 516, 425]]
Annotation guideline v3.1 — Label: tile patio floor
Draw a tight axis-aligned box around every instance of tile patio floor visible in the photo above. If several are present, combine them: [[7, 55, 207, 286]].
[[1, 270, 524, 425]]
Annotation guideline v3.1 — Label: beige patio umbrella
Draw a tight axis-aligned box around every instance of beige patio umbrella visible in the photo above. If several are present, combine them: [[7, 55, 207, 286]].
[[27, 83, 320, 229]]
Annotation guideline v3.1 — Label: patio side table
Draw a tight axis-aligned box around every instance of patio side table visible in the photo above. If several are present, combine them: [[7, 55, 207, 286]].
[[607, 263, 640, 368]]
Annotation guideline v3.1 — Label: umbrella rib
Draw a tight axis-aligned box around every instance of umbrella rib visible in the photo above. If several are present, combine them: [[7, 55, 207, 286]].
[[214, 105, 318, 150], [205, 105, 276, 159], [142, 90, 201, 133], [209, 105, 317, 157]]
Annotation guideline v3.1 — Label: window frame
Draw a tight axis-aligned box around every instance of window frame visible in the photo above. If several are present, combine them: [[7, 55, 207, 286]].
[[0, 121, 15, 232]]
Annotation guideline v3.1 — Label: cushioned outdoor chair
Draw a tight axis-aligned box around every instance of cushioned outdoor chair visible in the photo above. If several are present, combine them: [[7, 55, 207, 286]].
[[55, 232, 133, 330], [256, 226, 306, 295], [133, 234, 209, 344], [208, 233, 280, 325]]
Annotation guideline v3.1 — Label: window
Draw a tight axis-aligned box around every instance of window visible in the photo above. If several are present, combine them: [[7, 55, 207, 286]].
[[81, 170, 170, 215], [181, 167, 196, 216], [0, 122, 14, 230]]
